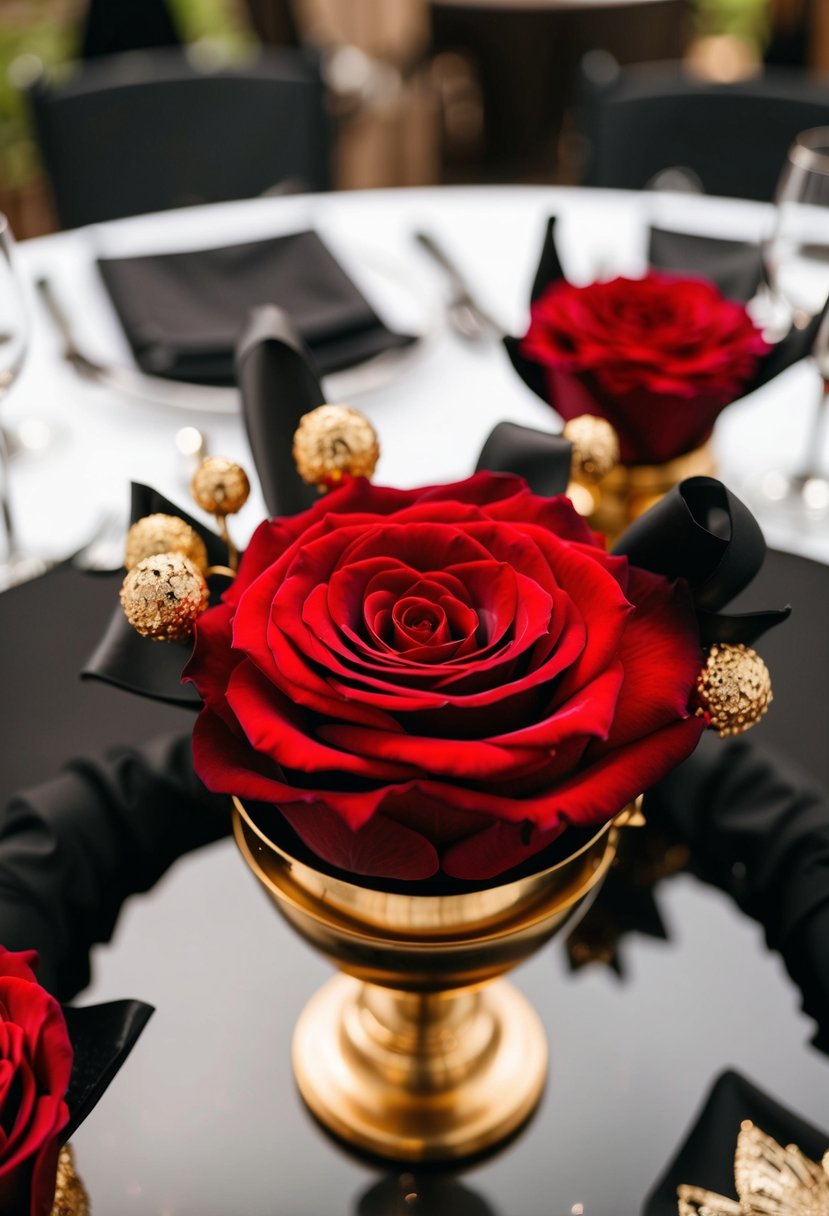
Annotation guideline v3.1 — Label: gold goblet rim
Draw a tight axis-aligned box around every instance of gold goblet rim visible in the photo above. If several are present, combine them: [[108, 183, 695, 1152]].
[[233, 796, 633, 942]]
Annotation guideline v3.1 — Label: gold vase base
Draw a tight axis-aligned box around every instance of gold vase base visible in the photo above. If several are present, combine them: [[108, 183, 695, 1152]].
[[293, 974, 548, 1163]]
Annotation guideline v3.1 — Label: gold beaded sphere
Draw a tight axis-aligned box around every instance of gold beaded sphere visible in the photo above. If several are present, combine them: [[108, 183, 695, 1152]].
[[563, 415, 620, 483], [51, 1145, 89, 1216], [191, 456, 250, 516], [124, 513, 208, 573], [696, 643, 773, 737], [292, 404, 380, 488], [120, 552, 209, 641]]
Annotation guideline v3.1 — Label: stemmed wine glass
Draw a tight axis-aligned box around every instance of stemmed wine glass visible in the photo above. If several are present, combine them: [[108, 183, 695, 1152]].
[[0, 214, 48, 590], [753, 127, 829, 520]]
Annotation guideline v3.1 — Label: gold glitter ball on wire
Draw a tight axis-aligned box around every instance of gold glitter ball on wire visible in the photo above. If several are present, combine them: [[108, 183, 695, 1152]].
[[120, 552, 209, 641], [124, 513, 208, 573], [696, 643, 773, 737], [293, 404, 380, 488], [562, 415, 620, 482], [191, 456, 250, 516], [51, 1144, 89, 1216]]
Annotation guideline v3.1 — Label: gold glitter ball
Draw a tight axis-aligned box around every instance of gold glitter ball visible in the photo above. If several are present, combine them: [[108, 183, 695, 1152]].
[[293, 404, 380, 488], [696, 643, 773, 737], [120, 552, 209, 641], [51, 1145, 89, 1216], [563, 415, 620, 482], [191, 456, 250, 516], [124, 513, 208, 573]]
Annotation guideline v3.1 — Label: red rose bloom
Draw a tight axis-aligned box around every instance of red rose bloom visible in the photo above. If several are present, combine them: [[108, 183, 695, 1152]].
[[520, 272, 769, 464], [185, 473, 705, 881], [0, 949, 73, 1216]]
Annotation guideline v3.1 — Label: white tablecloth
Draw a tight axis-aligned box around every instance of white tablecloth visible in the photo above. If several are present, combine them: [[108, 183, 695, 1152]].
[[11, 185, 829, 567]]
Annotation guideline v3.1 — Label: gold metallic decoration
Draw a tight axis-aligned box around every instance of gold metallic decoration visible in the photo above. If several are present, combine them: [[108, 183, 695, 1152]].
[[233, 798, 639, 1162], [124, 512, 208, 574], [190, 456, 250, 573], [695, 643, 773, 737], [292, 403, 380, 489], [563, 415, 620, 483], [677, 1120, 829, 1215], [190, 456, 250, 516], [51, 1145, 90, 1216], [120, 552, 209, 641], [590, 438, 717, 541]]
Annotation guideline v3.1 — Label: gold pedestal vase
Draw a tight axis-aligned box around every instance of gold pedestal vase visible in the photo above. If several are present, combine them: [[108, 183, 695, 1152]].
[[584, 439, 718, 540], [233, 798, 640, 1163]]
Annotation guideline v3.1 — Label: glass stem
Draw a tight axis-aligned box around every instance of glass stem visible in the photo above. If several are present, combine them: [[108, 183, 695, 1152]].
[[801, 376, 829, 481], [0, 424, 18, 561]]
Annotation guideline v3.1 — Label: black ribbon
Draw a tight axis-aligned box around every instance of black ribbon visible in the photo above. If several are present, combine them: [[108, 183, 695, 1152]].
[[63, 1001, 154, 1140], [235, 305, 325, 518], [82, 483, 225, 707], [475, 421, 573, 497], [613, 477, 791, 645]]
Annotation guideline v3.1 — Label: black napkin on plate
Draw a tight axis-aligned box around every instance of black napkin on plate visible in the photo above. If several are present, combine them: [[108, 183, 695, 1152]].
[[643, 1069, 829, 1215], [98, 229, 415, 385], [647, 732, 829, 1056]]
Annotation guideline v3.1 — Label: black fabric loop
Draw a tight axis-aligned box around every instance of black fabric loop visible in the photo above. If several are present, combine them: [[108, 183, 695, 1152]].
[[474, 421, 573, 497], [81, 483, 221, 706], [614, 477, 759, 599], [236, 304, 325, 519]]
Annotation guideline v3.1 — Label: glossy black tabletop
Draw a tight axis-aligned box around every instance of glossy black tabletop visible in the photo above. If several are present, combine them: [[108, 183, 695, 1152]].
[[1, 559, 828, 1215]]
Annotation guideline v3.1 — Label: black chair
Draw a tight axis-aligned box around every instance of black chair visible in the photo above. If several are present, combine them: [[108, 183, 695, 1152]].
[[28, 47, 331, 229], [577, 55, 829, 201]]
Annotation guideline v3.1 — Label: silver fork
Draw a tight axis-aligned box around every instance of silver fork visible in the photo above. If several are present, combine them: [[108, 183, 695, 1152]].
[[415, 231, 503, 343]]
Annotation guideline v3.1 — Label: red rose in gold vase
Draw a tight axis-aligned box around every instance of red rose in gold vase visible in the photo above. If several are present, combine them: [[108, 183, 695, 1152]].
[[0, 949, 73, 1216], [519, 271, 769, 465], [185, 471, 704, 882]]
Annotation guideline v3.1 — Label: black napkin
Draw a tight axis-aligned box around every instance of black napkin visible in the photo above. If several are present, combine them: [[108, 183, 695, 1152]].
[[643, 1069, 829, 1215], [0, 732, 228, 1001], [98, 229, 415, 385], [647, 733, 829, 1056], [648, 227, 765, 303]]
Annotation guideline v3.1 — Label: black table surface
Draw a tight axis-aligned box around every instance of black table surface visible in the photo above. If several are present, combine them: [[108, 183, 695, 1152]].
[[1, 555, 827, 1215]]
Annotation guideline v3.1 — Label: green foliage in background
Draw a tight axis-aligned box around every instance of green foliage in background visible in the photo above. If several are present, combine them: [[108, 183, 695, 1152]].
[[693, 0, 770, 48], [0, 0, 251, 191]]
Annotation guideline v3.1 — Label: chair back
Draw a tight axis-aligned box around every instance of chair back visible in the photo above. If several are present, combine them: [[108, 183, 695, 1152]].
[[578, 57, 829, 201], [29, 48, 330, 228]]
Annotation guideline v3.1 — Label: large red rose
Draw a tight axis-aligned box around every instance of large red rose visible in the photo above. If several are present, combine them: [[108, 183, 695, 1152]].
[[0, 949, 73, 1216], [185, 472, 705, 881], [519, 272, 769, 464]]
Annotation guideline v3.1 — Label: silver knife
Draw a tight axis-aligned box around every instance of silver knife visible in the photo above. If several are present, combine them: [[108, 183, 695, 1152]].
[[36, 277, 237, 415]]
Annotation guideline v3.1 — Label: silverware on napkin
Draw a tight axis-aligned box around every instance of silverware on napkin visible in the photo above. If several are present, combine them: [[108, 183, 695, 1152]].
[[414, 230, 503, 343], [36, 278, 237, 414]]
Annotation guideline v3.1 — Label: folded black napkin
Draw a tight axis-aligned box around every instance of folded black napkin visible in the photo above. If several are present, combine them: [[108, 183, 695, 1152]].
[[643, 1069, 829, 1215], [98, 229, 415, 385], [647, 733, 829, 1056], [0, 732, 228, 1002], [648, 227, 765, 303]]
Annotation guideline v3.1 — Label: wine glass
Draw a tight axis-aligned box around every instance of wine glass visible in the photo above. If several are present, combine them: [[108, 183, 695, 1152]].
[[0, 214, 48, 590], [749, 127, 829, 521]]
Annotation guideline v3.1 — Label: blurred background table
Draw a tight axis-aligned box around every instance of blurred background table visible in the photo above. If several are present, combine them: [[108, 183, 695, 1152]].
[[3, 184, 828, 1213]]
